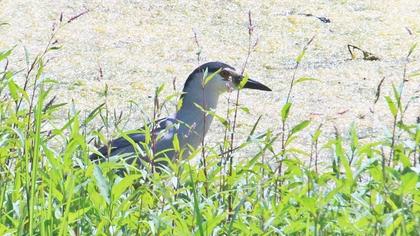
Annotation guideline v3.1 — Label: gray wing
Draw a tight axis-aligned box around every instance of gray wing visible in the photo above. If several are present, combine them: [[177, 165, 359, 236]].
[[89, 117, 173, 162]]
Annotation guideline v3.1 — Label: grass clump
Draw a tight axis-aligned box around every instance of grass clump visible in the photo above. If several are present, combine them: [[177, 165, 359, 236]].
[[0, 16, 419, 236]]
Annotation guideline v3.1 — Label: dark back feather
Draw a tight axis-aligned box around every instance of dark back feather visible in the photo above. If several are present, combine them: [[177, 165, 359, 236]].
[[89, 117, 173, 162]]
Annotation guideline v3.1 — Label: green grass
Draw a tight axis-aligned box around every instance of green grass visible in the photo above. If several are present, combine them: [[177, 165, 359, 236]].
[[0, 21, 419, 235]]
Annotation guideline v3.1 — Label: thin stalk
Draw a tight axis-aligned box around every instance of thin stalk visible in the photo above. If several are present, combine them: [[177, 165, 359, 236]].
[[28, 85, 45, 235], [314, 138, 319, 174], [151, 88, 159, 172], [16, 9, 89, 113], [388, 45, 413, 166], [227, 10, 256, 218], [415, 117, 420, 166], [220, 95, 231, 194], [276, 36, 315, 202], [388, 116, 397, 166], [200, 80, 209, 196]]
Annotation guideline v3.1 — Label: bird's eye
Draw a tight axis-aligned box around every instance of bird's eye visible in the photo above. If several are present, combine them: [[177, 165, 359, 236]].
[[220, 70, 231, 80]]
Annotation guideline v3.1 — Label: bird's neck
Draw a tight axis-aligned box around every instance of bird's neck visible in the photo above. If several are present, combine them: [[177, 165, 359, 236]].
[[175, 86, 220, 150]]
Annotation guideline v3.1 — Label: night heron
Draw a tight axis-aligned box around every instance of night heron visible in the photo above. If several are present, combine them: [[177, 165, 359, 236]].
[[90, 61, 271, 169]]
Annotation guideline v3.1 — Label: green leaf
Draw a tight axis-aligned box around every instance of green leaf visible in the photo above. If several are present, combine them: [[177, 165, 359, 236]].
[[156, 84, 165, 95], [0, 48, 13, 62], [49, 46, 62, 51], [291, 120, 310, 135], [285, 135, 299, 146], [93, 166, 110, 204], [203, 68, 221, 86], [407, 43, 417, 58], [240, 106, 250, 114], [228, 190, 255, 234], [81, 103, 104, 127], [296, 49, 306, 63], [36, 58, 44, 80], [111, 175, 140, 200], [391, 84, 401, 109], [120, 131, 145, 157], [385, 215, 403, 236], [7, 77, 19, 101], [312, 126, 322, 142], [176, 97, 184, 111], [68, 207, 91, 223], [41, 78, 59, 84], [194, 103, 229, 127], [172, 133, 180, 152], [336, 137, 353, 184], [293, 77, 319, 85], [408, 70, 420, 78], [7, 75, 29, 102], [29, 84, 47, 234], [399, 172, 418, 195], [281, 102, 292, 122], [188, 165, 204, 236], [385, 96, 398, 117], [239, 74, 249, 89], [350, 123, 359, 151]]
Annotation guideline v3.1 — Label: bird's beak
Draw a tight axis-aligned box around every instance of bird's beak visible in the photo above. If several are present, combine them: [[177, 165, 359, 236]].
[[242, 77, 272, 91]]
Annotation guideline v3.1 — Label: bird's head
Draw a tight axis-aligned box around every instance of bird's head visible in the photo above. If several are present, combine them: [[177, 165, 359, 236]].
[[183, 61, 271, 96]]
